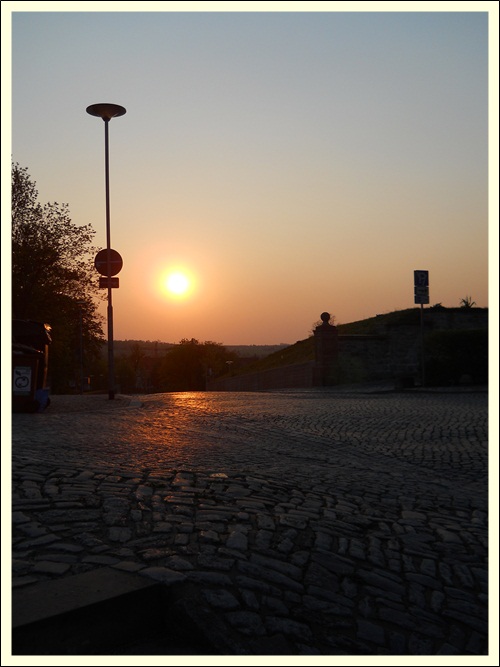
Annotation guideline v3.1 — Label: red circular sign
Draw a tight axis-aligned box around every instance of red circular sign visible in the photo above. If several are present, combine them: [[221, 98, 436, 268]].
[[94, 249, 123, 276]]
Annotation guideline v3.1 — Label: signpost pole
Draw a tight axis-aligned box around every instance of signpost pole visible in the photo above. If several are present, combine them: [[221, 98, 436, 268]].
[[414, 270, 429, 388], [420, 303, 425, 388]]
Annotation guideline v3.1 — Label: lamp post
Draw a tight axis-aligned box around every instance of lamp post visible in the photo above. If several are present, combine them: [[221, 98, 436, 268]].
[[86, 103, 126, 400]]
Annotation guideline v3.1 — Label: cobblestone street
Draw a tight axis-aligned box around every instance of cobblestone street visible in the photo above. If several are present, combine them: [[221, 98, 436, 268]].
[[10, 387, 491, 657]]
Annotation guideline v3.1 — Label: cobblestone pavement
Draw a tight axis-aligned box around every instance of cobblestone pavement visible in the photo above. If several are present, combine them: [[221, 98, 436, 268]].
[[10, 388, 491, 656]]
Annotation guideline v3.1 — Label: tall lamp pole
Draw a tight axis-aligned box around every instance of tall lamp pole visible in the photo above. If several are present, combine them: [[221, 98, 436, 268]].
[[86, 103, 126, 400]]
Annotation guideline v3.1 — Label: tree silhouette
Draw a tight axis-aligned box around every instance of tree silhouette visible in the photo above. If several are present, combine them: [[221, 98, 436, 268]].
[[12, 162, 104, 392]]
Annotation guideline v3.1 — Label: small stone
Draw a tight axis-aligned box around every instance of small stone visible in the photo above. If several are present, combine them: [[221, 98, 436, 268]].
[[34, 561, 71, 575], [140, 567, 187, 585], [226, 611, 266, 636], [113, 561, 145, 572], [152, 522, 172, 533], [200, 529, 219, 543], [165, 555, 194, 571], [226, 531, 248, 551], [204, 589, 240, 610], [108, 527, 132, 542]]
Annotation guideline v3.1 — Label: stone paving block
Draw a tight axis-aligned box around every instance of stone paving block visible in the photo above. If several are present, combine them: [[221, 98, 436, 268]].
[[204, 589, 240, 610], [164, 555, 195, 571], [226, 530, 248, 551], [256, 514, 276, 530], [311, 551, 355, 576], [261, 595, 289, 615], [139, 566, 187, 585], [113, 560, 146, 572], [82, 554, 120, 565], [188, 571, 233, 586], [16, 523, 47, 538], [452, 562, 475, 588], [33, 561, 71, 575], [388, 630, 407, 654], [241, 589, 260, 610], [17, 534, 60, 549], [197, 553, 235, 570], [359, 568, 406, 596], [152, 521, 172, 533], [408, 633, 436, 654], [357, 619, 386, 646], [405, 572, 443, 590], [250, 552, 302, 579], [235, 575, 281, 596], [276, 537, 294, 554], [306, 585, 355, 608], [278, 513, 308, 529], [254, 529, 273, 550], [238, 560, 304, 593], [226, 610, 266, 636], [199, 529, 220, 544], [12, 576, 39, 588], [265, 616, 313, 642], [108, 527, 132, 542], [12, 559, 34, 574], [465, 630, 488, 654]]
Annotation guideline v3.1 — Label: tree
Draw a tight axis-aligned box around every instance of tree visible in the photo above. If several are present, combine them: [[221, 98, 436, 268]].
[[12, 162, 105, 392], [156, 339, 239, 391]]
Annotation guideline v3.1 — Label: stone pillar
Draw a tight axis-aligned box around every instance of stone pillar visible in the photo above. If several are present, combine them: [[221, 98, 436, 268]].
[[313, 312, 339, 386]]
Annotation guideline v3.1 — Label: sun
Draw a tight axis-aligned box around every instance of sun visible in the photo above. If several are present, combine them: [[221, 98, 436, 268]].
[[165, 271, 190, 297]]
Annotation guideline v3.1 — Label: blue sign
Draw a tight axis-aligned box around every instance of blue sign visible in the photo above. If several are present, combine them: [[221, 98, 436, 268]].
[[414, 270, 429, 287]]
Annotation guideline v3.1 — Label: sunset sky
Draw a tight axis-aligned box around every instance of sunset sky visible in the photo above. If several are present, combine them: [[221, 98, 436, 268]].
[[5, 3, 496, 345]]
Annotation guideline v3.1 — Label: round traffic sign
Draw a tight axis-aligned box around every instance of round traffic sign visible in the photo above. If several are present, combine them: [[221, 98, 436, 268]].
[[94, 249, 123, 277]]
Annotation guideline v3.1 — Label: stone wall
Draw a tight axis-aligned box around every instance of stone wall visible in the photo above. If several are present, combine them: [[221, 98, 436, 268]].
[[207, 309, 488, 392], [337, 309, 489, 383], [206, 361, 314, 392], [336, 335, 390, 383]]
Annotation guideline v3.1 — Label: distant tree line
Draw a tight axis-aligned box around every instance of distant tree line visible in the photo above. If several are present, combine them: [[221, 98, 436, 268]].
[[113, 338, 241, 393]]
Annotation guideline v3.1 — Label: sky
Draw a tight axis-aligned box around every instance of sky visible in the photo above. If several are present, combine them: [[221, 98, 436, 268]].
[[3, 2, 497, 346]]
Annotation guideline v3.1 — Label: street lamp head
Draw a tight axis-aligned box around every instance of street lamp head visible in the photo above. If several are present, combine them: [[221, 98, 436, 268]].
[[86, 103, 126, 121]]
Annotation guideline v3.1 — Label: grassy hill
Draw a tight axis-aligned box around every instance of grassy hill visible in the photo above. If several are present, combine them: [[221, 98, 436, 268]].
[[228, 309, 417, 376], [228, 307, 488, 377]]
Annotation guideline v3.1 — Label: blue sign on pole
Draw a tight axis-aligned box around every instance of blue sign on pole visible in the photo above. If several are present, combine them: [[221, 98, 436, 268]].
[[414, 270, 429, 287], [414, 270, 429, 304]]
